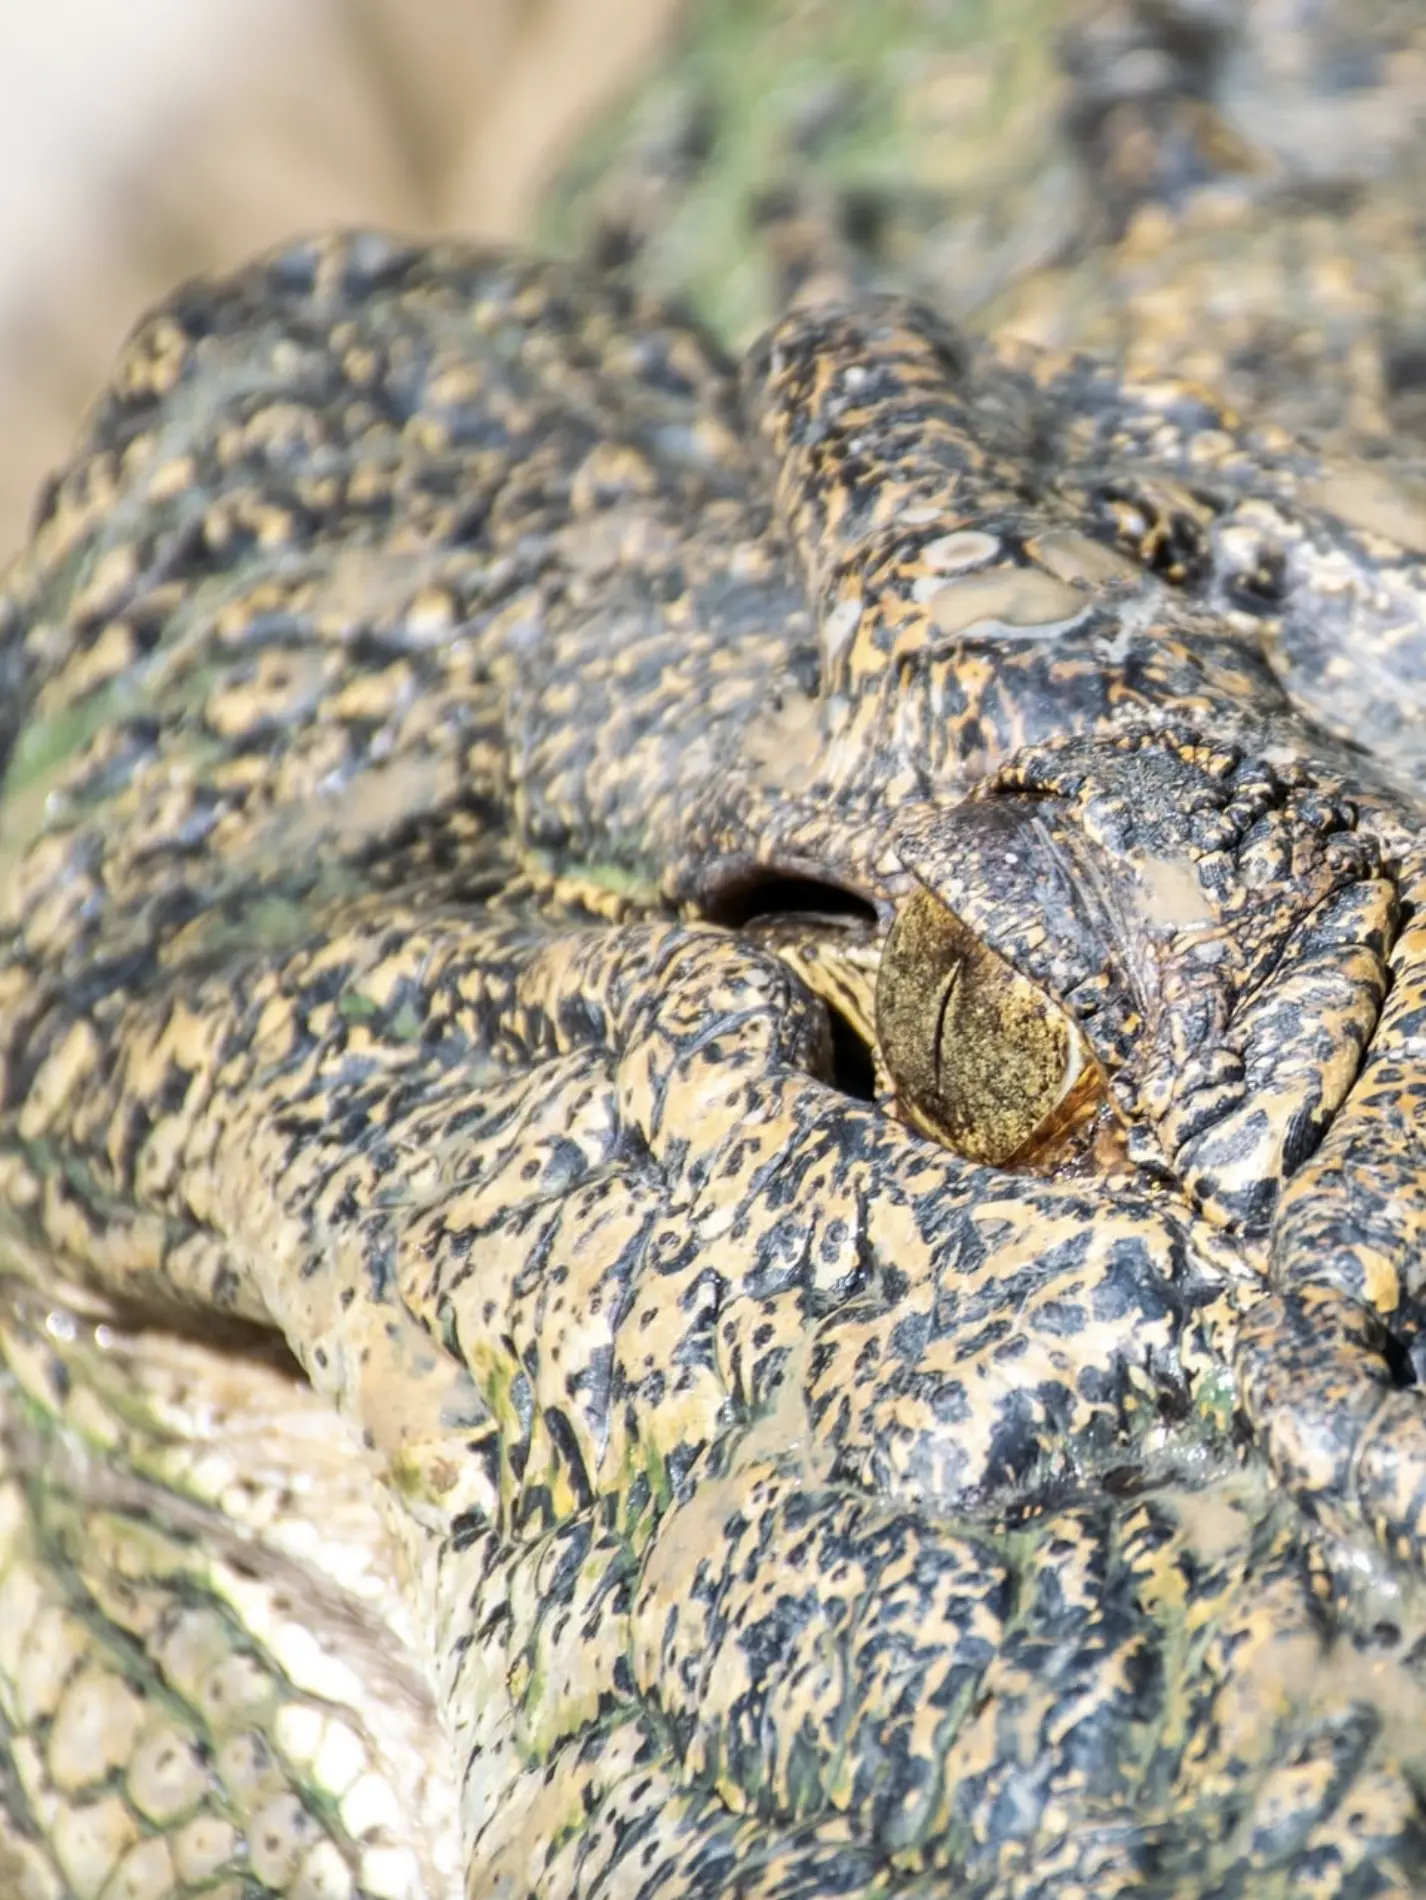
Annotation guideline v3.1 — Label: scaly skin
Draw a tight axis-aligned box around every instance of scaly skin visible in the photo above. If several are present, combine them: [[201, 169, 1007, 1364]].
[[2, 232, 1426, 1898], [544, 0, 1426, 446]]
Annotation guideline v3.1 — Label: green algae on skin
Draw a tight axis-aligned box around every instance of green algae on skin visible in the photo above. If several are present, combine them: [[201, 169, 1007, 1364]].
[[540, 0, 1069, 346]]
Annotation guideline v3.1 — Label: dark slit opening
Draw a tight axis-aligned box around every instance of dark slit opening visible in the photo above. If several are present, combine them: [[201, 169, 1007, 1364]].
[[826, 1002, 877, 1104], [701, 869, 879, 931]]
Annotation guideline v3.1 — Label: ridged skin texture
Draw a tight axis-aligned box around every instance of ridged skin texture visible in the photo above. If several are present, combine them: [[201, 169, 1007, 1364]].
[[1, 229, 1426, 1899]]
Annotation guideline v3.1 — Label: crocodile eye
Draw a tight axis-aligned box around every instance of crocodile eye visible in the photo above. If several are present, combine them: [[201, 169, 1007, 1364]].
[[874, 887, 1089, 1166]]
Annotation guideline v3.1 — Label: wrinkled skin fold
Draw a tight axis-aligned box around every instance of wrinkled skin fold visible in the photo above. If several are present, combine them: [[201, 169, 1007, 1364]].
[[0, 232, 1425, 1899]]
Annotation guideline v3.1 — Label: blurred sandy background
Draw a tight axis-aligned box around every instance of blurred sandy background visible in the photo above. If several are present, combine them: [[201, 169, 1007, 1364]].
[[0, 0, 679, 561]]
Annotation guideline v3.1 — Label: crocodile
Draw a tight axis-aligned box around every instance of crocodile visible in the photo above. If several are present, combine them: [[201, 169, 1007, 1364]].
[[2, 13, 1426, 1900]]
